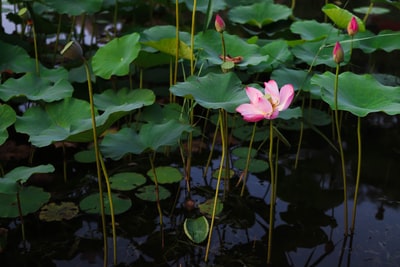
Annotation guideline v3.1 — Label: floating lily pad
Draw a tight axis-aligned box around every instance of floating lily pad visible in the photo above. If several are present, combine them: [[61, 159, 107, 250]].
[[199, 198, 223, 216], [184, 216, 209, 243], [232, 147, 257, 158], [0, 104, 16, 145], [0, 186, 50, 218], [73, 149, 96, 163], [234, 158, 269, 173], [39, 202, 79, 222], [92, 32, 141, 79], [147, 166, 182, 184], [109, 172, 146, 191], [228, 2, 292, 28], [79, 192, 132, 215], [135, 185, 171, 201], [170, 72, 246, 113], [312, 71, 400, 117]]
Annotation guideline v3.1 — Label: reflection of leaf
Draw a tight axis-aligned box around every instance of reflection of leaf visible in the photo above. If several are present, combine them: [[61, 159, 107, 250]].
[[184, 216, 209, 243], [39, 202, 79, 221]]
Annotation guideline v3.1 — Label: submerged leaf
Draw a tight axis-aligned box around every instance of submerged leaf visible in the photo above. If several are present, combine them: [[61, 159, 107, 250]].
[[39, 202, 79, 221]]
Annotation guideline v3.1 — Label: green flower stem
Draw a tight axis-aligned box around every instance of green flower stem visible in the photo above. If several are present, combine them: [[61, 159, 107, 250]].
[[240, 122, 257, 197], [363, 2, 374, 23], [190, 0, 197, 75], [204, 113, 219, 177], [53, 14, 62, 65], [83, 59, 109, 265], [205, 109, 226, 262], [350, 116, 362, 234], [149, 152, 165, 248], [267, 120, 275, 265], [334, 63, 348, 236], [31, 24, 40, 75], [16, 190, 25, 241], [113, 0, 118, 37], [294, 97, 305, 169], [220, 32, 226, 62], [174, 0, 180, 87]]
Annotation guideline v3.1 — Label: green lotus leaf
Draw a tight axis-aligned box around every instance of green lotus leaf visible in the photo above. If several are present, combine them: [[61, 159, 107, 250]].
[[228, 2, 291, 28], [101, 119, 191, 159], [0, 40, 35, 73], [110, 172, 147, 191], [234, 158, 269, 173], [15, 95, 145, 147], [100, 127, 146, 160], [92, 32, 141, 79], [184, 216, 209, 244], [140, 25, 191, 44], [353, 6, 390, 15], [258, 40, 293, 70], [195, 30, 264, 68], [311, 71, 400, 116], [232, 147, 257, 158], [79, 192, 132, 215], [74, 149, 96, 163], [0, 69, 73, 102], [179, 0, 226, 13], [170, 72, 246, 113], [39, 202, 79, 222], [135, 185, 171, 201], [134, 51, 173, 69], [290, 20, 335, 40], [0, 186, 50, 218], [42, 0, 103, 15], [0, 104, 16, 145], [358, 30, 400, 53], [94, 88, 155, 112], [0, 164, 55, 194], [147, 166, 182, 184], [143, 38, 192, 60], [322, 4, 365, 31]]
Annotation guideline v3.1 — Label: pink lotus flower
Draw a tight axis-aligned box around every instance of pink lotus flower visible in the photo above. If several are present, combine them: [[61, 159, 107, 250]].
[[215, 14, 226, 33], [347, 16, 359, 36], [333, 41, 344, 64], [236, 80, 294, 122]]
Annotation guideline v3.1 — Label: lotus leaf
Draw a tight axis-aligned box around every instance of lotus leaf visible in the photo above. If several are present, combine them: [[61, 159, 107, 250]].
[[79, 192, 132, 215], [183, 216, 209, 243], [135, 185, 171, 201], [0, 186, 50, 218], [92, 32, 141, 79], [109, 172, 147, 191], [42, 0, 103, 15], [312, 71, 400, 117], [322, 4, 365, 32], [198, 198, 223, 216], [228, 2, 292, 28], [0, 104, 16, 145], [0, 40, 35, 73], [147, 166, 182, 184], [39, 202, 79, 221]]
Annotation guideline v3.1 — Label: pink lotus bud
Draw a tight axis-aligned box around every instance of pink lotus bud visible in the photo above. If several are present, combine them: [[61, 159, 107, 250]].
[[347, 17, 359, 36], [333, 41, 344, 64], [215, 14, 225, 33]]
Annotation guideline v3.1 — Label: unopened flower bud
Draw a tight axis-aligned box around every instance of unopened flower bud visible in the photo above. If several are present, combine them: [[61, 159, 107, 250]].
[[60, 41, 83, 61], [347, 17, 359, 36], [215, 14, 225, 33], [333, 41, 344, 64]]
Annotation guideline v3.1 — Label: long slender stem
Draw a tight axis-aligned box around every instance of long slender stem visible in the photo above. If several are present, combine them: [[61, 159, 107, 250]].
[[205, 109, 226, 262], [220, 32, 226, 62], [83, 59, 108, 266], [350, 116, 362, 234], [53, 14, 62, 65], [267, 120, 275, 265], [31, 24, 40, 75], [16, 190, 25, 241], [294, 97, 305, 169], [190, 0, 197, 75], [334, 64, 348, 236]]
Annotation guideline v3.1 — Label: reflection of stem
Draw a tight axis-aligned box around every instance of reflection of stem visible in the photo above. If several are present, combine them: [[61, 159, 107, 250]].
[[334, 64, 348, 236], [149, 152, 164, 248], [350, 117, 362, 234], [205, 109, 226, 262], [240, 122, 257, 196], [267, 120, 275, 265], [83, 59, 108, 265]]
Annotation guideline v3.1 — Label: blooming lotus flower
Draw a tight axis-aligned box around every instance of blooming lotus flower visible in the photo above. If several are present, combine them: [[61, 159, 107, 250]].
[[215, 14, 226, 33], [347, 16, 359, 36], [333, 41, 344, 64], [236, 80, 294, 122]]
